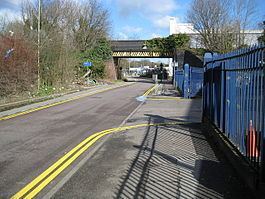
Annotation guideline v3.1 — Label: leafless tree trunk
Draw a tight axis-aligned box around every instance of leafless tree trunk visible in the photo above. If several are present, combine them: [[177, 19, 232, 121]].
[[0, 17, 7, 35], [233, 0, 256, 47]]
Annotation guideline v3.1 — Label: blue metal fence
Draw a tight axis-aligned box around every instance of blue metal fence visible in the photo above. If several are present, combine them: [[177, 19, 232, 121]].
[[175, 64, 203, 98], [203, 45, 265, 183], [175, 69, 184, 95]]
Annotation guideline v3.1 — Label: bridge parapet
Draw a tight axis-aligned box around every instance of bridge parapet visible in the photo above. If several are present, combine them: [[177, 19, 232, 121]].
[[111, 40, 145, 51], [112, 51, 173, 58], [111, 40, 173, 58]]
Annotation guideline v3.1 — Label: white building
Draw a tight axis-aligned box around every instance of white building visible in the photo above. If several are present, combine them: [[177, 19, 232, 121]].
[[168, 17, 263, 75], [169, 18, 201, 48]]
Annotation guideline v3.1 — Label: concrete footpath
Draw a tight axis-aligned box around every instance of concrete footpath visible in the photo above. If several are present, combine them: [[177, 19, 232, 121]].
[[52, 84, 253, 199]]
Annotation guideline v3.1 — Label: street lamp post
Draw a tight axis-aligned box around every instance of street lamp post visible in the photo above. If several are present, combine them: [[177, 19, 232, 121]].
[[37, 0, 41, 90]]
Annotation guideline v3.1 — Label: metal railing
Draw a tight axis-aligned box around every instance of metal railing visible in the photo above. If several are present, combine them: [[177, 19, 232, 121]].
[[203, 44, 265, 183], [175, 64, 203, 98]]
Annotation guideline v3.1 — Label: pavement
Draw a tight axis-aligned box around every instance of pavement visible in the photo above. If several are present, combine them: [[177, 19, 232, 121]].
[[50, 82, 254, 199]]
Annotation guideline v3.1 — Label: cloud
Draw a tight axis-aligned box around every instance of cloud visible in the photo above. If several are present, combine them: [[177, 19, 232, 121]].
[[115, 0, 177, 17], [151, 33, 161, 38], [117, 32, 129, 39], [115, 0, 141, 17], [115, 0, 179, 29], [0, 0, 33, 21], [122, 25, 142, 33], [0, 0, 22, 10], [152, 15, 171, 28], [151, 15, 180, 28], [115, 25, 143, 40], [141, 0, 177, 15], [0, 8, 21, 21]]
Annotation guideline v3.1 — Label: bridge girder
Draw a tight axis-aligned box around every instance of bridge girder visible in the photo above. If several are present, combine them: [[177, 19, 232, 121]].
[[112, 51, 173, 58], [111, 40, 174, 58]]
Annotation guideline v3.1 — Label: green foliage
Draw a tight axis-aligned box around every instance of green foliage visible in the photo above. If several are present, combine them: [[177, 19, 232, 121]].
[[78, 37, 112, 78], [90, 60, 106, 78], [35, 85, 55, 97], [85, 38, 112, 61], [146, 34, 190, 53]]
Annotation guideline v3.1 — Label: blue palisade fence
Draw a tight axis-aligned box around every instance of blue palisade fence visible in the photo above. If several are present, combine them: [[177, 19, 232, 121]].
[[203, 44, 265, 183], [174, 64, 203, 98]]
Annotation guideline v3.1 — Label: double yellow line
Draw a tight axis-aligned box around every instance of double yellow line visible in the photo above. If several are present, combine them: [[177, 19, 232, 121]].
[[9, 83, 161, 198], [143, 84, 158, 97], [12, 121, 188, 198], [0, 84, 130, 121]]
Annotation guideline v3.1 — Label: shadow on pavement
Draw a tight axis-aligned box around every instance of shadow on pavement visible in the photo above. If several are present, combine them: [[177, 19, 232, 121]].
[[113, 89, 253, 199]]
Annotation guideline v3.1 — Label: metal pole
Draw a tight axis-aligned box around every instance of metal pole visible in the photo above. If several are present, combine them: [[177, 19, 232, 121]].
[[128, 58, 130, 75], [37, 0, 41, 90]]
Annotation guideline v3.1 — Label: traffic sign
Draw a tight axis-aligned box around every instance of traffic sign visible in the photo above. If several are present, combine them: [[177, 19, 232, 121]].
[[83, 61, 92, 67]]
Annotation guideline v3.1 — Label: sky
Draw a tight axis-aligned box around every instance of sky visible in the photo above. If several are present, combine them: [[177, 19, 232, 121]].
[[1, 0, 263, 64], [106, 0, 190, 39], [0, 0, 264, 41]]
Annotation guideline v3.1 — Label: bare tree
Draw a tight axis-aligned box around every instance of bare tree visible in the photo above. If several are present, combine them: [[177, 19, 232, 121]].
[[233, 0, 256, 47], [0, 16, 7, 35], [258, 21, 265, 43], [0, 0, 111, 99], [73, 0, 110, 52], [187, 0, 234, 52], [187, 0, 256, 52], [20, 1, 79, 87]]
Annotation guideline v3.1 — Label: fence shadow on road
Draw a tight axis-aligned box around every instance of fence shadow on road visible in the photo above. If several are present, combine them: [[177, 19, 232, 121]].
[[113, 107, 252, 198]]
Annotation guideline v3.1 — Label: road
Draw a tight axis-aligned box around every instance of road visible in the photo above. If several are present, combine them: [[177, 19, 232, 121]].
[[0, 82, 152, 198]]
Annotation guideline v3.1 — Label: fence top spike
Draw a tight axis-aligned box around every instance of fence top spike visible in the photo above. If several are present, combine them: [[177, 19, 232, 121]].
[[245, 47, 248, 53], [248, 46, 251, 52]]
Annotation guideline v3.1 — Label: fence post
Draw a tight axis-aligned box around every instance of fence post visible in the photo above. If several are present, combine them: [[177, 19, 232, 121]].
[[220, 61, 226, 132], [203, 53, 213, 118], [261, 54, 265, 182], [184, 64, 190, 98]]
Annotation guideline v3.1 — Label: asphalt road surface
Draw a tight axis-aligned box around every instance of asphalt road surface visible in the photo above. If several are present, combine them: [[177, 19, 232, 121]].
[[0, 82, 152, 198]]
